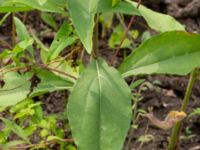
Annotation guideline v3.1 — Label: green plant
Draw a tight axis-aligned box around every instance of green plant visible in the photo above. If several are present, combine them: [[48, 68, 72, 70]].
[[0, 99, 73, 150], [0, 0, 200, 150]]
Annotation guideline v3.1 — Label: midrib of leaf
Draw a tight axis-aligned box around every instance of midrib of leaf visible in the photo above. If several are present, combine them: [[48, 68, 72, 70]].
[[80, 77, 97, 130], [131, 40, 189, 68], [96, 60, 102, 150], [124, 35, 184, 69], [79, 77, 101, 149], [132, 48, 191, 69], [133, 50, 199, 70], [80, 61, 103, 149]]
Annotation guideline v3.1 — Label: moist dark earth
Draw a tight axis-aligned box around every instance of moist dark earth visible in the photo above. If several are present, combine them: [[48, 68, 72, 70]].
[[1, 0, 200, 150]]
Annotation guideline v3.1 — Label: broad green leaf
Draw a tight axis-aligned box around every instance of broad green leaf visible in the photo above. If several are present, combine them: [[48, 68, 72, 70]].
[[0, 70, 73, 108], [66, 0, 98, 53], [119, 31, 200, 78], [67, 59, 132, 150], [126, 0, 185, 32], [14, 17, 34, 56], [47, 22, 76, 61]]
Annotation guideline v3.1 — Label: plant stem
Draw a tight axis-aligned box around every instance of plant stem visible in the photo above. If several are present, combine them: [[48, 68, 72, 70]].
[[167, 69, 197, 150], [38, 64, 78, 80], [110, 0, 142, 65], [91, 14, 99, 59], [116, 13, 134, 41]]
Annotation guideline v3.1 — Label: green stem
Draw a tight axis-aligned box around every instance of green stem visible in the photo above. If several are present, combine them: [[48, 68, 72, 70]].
[[91, 14, 99, 59], [167, 69, 197, 150]]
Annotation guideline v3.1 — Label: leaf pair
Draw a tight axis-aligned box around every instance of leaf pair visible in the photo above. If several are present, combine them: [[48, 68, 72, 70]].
[[67, 0, 185, 53]]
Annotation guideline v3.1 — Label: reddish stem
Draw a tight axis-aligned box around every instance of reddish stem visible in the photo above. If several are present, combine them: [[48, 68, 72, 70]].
[[110, 0, 142, 65]]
